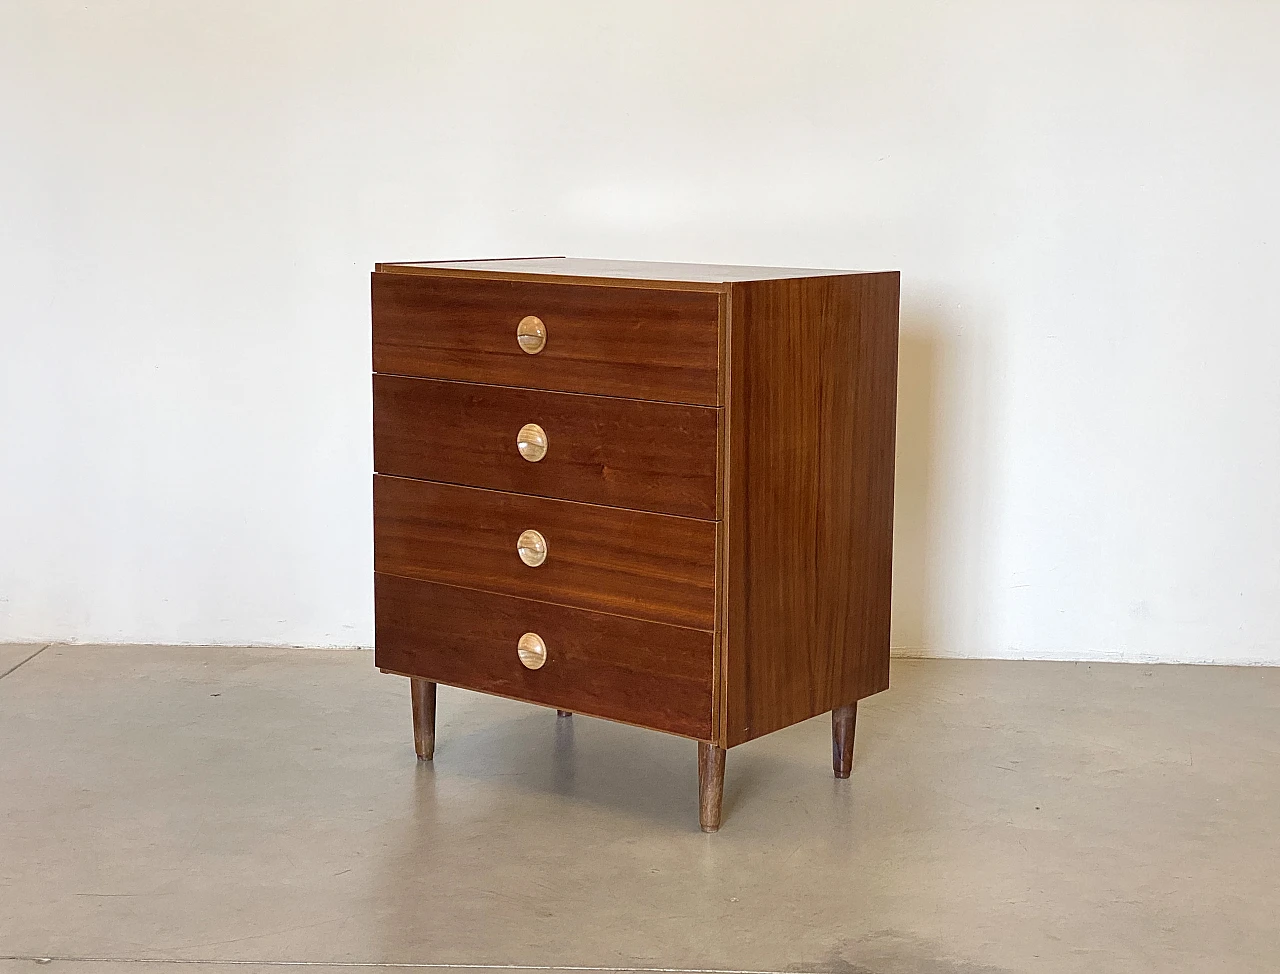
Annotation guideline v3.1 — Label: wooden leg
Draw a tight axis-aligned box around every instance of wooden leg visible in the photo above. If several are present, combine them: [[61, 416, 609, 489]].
[[698, 742, 726, 832], [410, 678, 436, 761], [557, 710, 572, 718], [832, 702, 857, 778]]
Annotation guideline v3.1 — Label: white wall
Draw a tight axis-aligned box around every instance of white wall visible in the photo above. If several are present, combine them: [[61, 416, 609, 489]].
[[2, 1, 1278, 662]]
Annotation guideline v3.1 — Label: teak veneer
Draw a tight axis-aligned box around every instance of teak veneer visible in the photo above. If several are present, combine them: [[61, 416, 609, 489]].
[[372, 257, 900, 831]]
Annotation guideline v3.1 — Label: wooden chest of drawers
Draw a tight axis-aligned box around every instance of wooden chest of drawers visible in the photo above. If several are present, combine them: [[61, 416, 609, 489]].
[[372, 257, 900, 831]]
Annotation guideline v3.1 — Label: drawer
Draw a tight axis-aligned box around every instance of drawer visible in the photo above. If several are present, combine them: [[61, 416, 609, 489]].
[[375, 574, 714, 739], [371, 272, 721, 405], [373, 375, 720, 519], [374, 475, 717, 630]]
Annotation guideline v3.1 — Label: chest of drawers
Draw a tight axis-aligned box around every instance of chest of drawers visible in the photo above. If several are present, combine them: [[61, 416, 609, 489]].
[[372, 257, 900, 831]]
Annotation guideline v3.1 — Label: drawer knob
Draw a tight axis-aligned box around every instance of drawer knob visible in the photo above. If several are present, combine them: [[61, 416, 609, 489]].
[[516, 423, 548, 462], [517, 632, 548, 670], [516, 315, 546, 355], [516, 529, 548, 567]]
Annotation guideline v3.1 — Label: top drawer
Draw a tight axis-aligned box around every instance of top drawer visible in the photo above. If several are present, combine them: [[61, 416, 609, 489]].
[[371, 272, 721, 405]]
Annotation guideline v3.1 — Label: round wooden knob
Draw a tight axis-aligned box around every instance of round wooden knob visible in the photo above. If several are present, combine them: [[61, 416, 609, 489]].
[[516, 315, 546, 354], [516, 423, 548, 462], [517, 632, 547, 670], [516, 529, 548, 567]]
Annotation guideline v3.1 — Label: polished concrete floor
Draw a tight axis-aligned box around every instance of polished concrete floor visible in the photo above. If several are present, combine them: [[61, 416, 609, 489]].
[[1, 644, 1277, 974]]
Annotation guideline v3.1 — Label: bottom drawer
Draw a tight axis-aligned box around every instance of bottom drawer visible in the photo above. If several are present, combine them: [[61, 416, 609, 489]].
[[375, 573, 714, 740]]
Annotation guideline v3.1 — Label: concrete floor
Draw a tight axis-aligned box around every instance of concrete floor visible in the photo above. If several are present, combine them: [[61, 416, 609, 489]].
[[0, 645, 1277, 974]]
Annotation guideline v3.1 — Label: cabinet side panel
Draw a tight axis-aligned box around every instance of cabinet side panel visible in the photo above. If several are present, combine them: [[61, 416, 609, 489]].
[[724, 274, 900, 747], [819, 273, 899, 708]]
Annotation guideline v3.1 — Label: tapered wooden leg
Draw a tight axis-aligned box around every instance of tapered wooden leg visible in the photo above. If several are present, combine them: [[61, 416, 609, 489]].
[[832, 702, 857, 778], [410, 678, 436, 761], [698, 742, 726, 832], [557, 710, 572, 718]]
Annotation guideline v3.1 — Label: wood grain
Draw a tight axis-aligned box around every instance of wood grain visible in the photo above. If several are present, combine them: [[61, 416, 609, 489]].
[[373, 375, 721, 519], [720, 272, 900, 747], [410, 678, 436, 761], [376, 573, 714, 739], [369, 258, 902, 821], [372, 272, 721, 405], [832, 702, 856, 778], [374, 475, 718, 630], [697, 742, 725, 832]]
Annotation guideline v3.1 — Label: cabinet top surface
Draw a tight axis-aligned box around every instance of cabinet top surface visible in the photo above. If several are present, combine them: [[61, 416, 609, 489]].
[[375, 256, 884, 285]]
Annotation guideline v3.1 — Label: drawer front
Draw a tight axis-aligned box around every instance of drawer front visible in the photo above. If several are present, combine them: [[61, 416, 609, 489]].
[[372, 272, 721, 405], [376, 574, 714, 739], [373, 375, 720, 519], [374, 476, 717, 630]]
